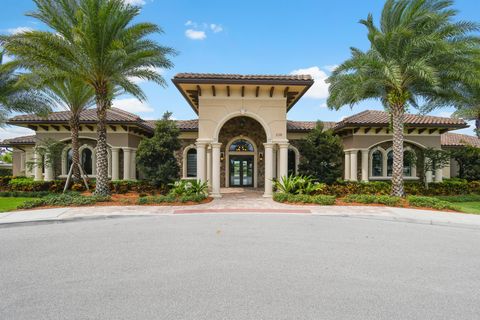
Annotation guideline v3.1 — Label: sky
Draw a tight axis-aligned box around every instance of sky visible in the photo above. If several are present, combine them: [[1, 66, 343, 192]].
[[0, 0, 479, 139]]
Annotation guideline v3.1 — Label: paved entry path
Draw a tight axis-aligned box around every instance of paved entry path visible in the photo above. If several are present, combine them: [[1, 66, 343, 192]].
[[2, 189, 480, 228]]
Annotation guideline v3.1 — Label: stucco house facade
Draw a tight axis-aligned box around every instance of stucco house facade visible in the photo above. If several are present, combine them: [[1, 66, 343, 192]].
[[2, 73, 479, 197]]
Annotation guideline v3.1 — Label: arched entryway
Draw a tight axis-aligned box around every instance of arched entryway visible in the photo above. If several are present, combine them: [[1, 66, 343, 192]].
[[218, 116, 267, 189]]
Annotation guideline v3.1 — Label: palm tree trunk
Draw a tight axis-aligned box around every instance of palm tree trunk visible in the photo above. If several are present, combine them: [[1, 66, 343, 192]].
[[475, 118, 480, 138], [391, 105, 405, 197], [69, 114, 81, 182], [95, 98, 111, 196]]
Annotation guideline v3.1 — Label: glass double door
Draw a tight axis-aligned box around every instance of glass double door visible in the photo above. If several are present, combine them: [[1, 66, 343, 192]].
[[229, 155, 254, 187]]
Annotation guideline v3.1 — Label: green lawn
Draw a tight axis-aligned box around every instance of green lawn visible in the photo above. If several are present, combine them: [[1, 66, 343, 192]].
[[451, 202, 480, 215], [0, 197, 36, 212]]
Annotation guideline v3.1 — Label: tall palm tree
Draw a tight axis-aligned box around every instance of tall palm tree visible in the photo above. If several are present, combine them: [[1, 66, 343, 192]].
[[327, 0, 479, 197], [0, 51, 51, 123], [41, 79, 96, 182], [1, 0, 175, 195]]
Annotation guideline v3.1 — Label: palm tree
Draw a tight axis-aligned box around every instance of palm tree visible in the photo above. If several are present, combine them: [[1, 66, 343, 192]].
[[0, 51, 51, 123], [41, 79, 96, 182], [1, 0, 175, 195], [327, 0, 479, 197]]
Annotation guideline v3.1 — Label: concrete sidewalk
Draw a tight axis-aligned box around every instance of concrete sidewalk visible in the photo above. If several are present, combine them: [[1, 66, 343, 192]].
[[2, 201, 480, 229]]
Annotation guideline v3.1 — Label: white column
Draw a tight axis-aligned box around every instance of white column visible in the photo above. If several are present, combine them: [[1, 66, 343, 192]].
[[111, 148, 119, 180], [196, 142, 207, 183], [206, 146, 212, 189], [350, 150, 358, 181], [361, 149, 369, 182], [434, 167, 443, 183], [278, 142, 289, 179], [426, 170, 433, 183], [44, 153, 54, 181], [130, 149, 137, 180], [123, 148, 131, 180], [211, 143, 222, 198], [34, 150, 43, 181], [344, 151, 351, 181], [263, 143, 274, 197]]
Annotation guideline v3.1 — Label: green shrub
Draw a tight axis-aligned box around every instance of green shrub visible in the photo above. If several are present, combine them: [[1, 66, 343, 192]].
[[110, 180, 156, 194], [407, 196, 455, 210], [168, 180, 208, 197], [0, 168, 12, 176], [273, 193, 335, 205], [17, 193, 110, 209], [0, 175, 13, 187], [343, 194, 402, 206], [8, 177, 65, 192], [138, 193, 206, 205], [273, 175, 325, 195], [0, 191, 50, 198]]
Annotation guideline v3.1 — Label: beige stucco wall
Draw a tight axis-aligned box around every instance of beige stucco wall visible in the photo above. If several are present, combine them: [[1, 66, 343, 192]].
[[197, 88, 288, 144], [341, 134, 442, 150], [34, 130, 145, 148]]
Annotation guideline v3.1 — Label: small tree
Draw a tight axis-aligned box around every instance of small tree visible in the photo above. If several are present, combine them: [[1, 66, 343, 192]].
[[27, 138, 65, 179], [451, 146, 480, 181], [136, 112, 181, 188], [298, 121, 343, 184], [418, 148, 450, 189]]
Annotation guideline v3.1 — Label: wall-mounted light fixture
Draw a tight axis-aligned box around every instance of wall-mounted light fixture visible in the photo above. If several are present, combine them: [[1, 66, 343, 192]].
[[259, 152, 264, 162], [220, 152, 225, 161]]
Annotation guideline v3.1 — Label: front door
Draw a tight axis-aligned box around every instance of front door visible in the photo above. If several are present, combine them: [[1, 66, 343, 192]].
[[229, 155, 254, 187]]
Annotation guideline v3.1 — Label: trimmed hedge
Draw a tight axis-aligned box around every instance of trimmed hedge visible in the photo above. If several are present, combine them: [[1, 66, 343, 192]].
[[138, 194, 207, 204], [17, 193, 110, 209], [273, 193, 336, 205], [8, 177, 65, 192], [407, 196, 456, 210], [317, 179, 480, 197], [343, 194, 402, 206], [0, 191, 50, 198]]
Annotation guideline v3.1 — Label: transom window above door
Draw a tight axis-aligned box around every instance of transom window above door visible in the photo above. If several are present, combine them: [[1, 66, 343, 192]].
[[229, 139, 254, 152]]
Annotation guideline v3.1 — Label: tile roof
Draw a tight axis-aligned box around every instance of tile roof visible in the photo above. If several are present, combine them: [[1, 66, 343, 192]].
[[8, 108, 141, 123], [441, 133, 480, 147], [0, 135, 36, 146], [334, 110, 467, 130], [174, 73, 313, 81]]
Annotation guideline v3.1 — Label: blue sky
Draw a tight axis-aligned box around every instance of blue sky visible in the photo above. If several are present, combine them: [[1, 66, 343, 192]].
[[0, 0, 479, 139]]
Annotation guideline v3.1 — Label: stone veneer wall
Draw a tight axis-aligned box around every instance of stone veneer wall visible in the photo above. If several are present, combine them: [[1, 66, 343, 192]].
[[218, 117, 267, 188]]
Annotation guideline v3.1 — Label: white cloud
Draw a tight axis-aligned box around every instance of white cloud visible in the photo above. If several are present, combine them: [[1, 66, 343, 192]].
[[290, 66, 330, 99], [324, 64, 338, 72], [122, 0, 146, 5], [185, 29, 206, 40], [319, 102, 328, 108], [112, 98, 154, 113], [0, 126, 35, 141], [7, 27, 33, 35], [210, 24, 223, 33], [436, 111, 453, 118], [185, 20, 195, 27]]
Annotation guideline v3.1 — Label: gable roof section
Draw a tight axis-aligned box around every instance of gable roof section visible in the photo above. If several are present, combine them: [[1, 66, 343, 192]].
[[441, 133, 480, 147], [172, 73, 314, 114], [334, 110, 467, 131], [0, 135, 36, 146]]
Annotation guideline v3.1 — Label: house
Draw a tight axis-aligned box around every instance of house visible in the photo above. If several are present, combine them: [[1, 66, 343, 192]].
[[1, 73, 479, 197]]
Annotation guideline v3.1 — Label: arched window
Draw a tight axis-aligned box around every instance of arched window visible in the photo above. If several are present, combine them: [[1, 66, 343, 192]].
[[387, 151, 393, 176], [372, 150, 383, 177], [186, 148, 197, 178], [81, 148, 93, 175], [403, 150, 415, 177], [229, 139, 254, 152], [66, 148, 73, 173]]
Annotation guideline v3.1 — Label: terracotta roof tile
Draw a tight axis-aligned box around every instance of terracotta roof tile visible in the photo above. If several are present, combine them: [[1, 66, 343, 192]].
[[174, 73, 313, 81], [0, 135, 36, 146], [8, 107, 142, 123], [334, 110, 467, 130], [287, 121, 336, 131], [441, 133, 480, 147]]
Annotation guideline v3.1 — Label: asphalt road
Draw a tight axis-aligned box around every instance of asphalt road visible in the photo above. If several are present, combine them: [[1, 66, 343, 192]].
[[1, 214, 479, 320]]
